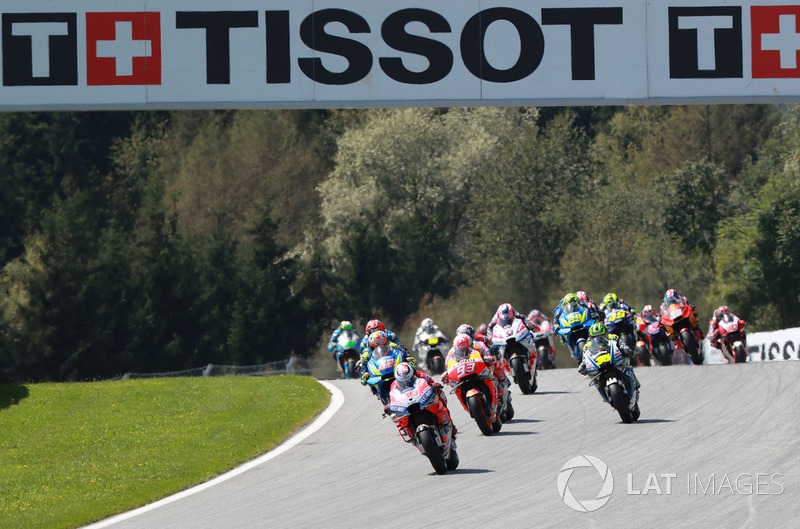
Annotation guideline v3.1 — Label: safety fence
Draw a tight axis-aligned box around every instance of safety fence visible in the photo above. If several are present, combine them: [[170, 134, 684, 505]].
[[109, 357, 312, 380]]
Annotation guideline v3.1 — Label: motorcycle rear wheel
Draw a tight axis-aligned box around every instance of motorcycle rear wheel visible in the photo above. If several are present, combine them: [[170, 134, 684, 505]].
[[501, 400, 515, 422], [418, 429, 448, 474], [345, 359, 356, 379], [446, 448, 460, 471], [467, 394, 494, 436], [635, 345, 651, 367], [510, 357, 533, 394], [429, 355, 445, 375], [608, 383, 633, 424], [734, 344, 748, 363], [655, 343, 673, 365], [680, 329, 703, 365]]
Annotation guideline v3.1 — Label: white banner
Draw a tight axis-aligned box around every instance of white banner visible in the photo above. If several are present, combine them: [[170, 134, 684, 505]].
[[4, 0, 800, 109], [704, 327, 800, 363]]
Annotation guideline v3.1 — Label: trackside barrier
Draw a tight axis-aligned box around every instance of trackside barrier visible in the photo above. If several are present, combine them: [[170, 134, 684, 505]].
[[703, 327, 800, 364], [112, 358, 311, 380]]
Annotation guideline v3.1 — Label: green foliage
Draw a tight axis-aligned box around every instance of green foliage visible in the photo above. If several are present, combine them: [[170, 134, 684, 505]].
[[0, 376, 328, 529]]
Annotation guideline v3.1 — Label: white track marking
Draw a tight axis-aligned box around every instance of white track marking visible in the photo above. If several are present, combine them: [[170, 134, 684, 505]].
[[84, 380, 344, 528]]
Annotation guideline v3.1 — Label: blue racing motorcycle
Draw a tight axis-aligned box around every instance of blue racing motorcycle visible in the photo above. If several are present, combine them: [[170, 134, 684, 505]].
[[557, 302, 598, 361], [365, 345, 410, 405]]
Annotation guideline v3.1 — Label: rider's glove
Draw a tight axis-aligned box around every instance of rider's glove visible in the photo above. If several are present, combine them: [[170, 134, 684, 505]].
[[360, 351, 370, 364], [407, 356, 417, 368], [360, 371, 369, 386], [441, 373, 449, 385]]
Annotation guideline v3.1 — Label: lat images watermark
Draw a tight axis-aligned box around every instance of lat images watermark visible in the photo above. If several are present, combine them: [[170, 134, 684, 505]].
[[558, 456, 785, 512], [557, 455, 614, 512]]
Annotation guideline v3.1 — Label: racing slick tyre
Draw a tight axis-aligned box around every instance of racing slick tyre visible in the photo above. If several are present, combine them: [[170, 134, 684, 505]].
[[418, 428, 448, 474]]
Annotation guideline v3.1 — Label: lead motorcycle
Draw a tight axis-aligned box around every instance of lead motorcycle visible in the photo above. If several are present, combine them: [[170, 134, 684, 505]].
[[491, 316, 538, 394], [386, 371, 459, 474], [716, 313, 748, 363], [581, 336, 641, 424], [660, 300, 704, 365], [334, 329, 362, 379], [444, 356, 507, 435]]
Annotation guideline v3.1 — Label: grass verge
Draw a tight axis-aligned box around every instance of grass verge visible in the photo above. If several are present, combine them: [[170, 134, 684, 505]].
[[0, 375, 329, 529]]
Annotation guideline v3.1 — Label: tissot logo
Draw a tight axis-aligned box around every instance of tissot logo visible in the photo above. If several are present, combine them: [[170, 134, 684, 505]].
[[86, 12, 161, 86], [668, 7, 742, 78], [2, 13, 77, 86]]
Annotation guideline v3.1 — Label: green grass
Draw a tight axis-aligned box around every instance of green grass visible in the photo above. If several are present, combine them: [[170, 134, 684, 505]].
[[0, 375, 329, 529]]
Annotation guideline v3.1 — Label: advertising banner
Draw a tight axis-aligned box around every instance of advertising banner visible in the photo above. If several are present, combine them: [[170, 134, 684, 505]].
[[3, 1, 800, 109]]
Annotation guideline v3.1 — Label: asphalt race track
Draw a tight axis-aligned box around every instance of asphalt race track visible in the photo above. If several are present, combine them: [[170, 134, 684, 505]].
[[89, 362, 800, 528]]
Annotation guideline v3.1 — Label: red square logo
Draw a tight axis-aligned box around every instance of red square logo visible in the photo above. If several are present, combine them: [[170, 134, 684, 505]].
[[86, 12, 161, 86], [752, 6, 800, 78]]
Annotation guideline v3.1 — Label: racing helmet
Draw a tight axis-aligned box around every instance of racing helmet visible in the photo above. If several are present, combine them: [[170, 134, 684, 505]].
[[602, 293, 619, 308], [589, 322, 607, 337], [561, 293, 579, 307], [394, 362, 416, 390], [478, 323, 488, 334], [497, 303, 515, 322], [340, 320, 353, 331], [528, 309, 543, 323], [456, 324, 475, 338], [421, 318, 434, 333], [365, 319, 385, 335], [664, 289, 681, 305], [716, 305, 730, 318], [576, 291, 589, 303], [453, 333, 473, 358], [368, 331, 389, 349], [641, 304, 654, 319]]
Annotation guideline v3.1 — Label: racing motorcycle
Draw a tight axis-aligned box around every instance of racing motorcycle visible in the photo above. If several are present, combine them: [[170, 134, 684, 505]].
[[445, 356, 508, 435], [645, 319, 674, 365], [531, 319, 556, 370], [604, 308, 637, 357], [365, 345, 408, 404], [417, 332, 447, 374], [581, 337, 641, 424], [386, 375, 459, 474], [557, 302, 598, 362], [659, 300, 704, 365], [633, 314, 652, 366], [491, 317, 538, 394], [716, 313, 748, 363], [334, 329, 362, 379]]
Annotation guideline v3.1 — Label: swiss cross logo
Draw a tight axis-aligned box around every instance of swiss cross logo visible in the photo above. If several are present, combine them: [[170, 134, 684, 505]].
[[86, 12, 161, 86], [752, 6, 800, 78]]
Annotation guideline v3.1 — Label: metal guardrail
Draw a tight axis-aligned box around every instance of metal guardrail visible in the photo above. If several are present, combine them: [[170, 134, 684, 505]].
[[109, 358, 312, 380]]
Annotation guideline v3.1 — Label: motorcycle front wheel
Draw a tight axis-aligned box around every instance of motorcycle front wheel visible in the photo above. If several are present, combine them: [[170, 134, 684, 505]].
[[466, 394, 494, 436], [418, 428, 448, 474], [655, 343, 673, 365], [607, 383, 633, 424], [680, 329, 703, 365], [510, 357, 533, 394], [429, 355, 445, 375], [345, 359, 356, 379]]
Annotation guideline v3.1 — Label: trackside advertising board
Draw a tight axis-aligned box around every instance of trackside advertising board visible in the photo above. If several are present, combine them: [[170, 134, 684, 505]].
[[5, 0, 800, 109]]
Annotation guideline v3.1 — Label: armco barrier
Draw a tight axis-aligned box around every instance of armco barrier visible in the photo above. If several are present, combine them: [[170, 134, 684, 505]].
[[703, 327, 800, 364], [111, 358, 311, 380]]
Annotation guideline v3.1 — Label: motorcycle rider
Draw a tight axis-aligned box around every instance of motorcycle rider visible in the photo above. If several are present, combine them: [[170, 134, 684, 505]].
[[576, 291, 604, 321], [327, 321, 361, 376], [527, 309, 556, 361], [706, 306, 746, 350], [442, 333, 511, 406], [413, 318, 449, 356], [578, 322, 640, 406], [386, 362, 457, 439], [659, 288, 703, 337], [640, 304, 658, 325], [599, 292, 636, 317], [360, 331, 415, 387], [359, 319, 405, 359], [488, 303, 533, 333]]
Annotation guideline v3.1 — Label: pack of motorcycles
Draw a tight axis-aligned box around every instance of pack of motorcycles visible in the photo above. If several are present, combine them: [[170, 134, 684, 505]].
[[352, 301, 747, 474]]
